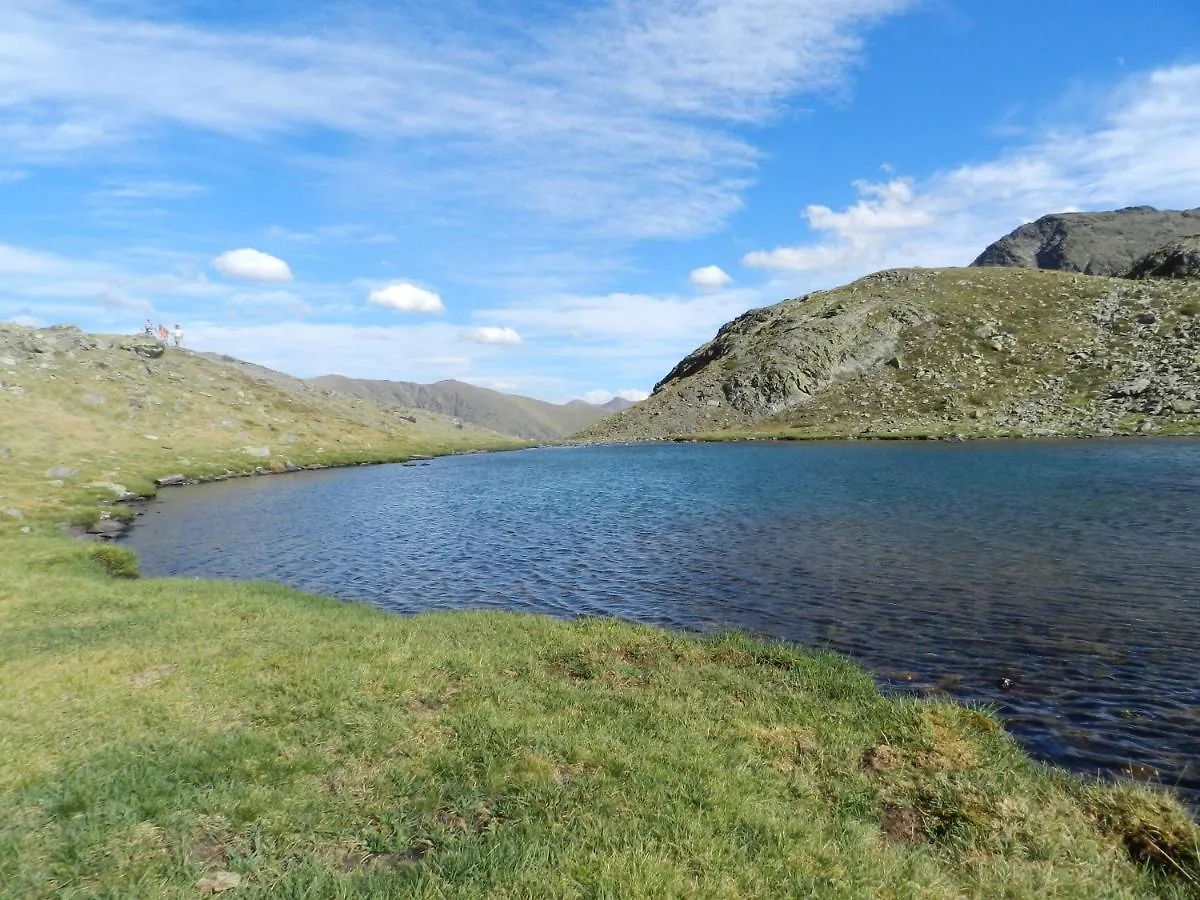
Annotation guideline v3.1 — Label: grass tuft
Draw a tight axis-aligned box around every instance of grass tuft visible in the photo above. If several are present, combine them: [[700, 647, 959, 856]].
[[89, 543, 140, 578]]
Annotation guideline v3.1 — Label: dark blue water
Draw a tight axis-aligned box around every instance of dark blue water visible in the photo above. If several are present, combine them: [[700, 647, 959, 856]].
[[126, 440, 1200, 801]]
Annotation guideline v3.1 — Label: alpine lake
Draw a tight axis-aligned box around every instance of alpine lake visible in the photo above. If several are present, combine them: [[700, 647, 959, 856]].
[[124, 439, 1200, 803]]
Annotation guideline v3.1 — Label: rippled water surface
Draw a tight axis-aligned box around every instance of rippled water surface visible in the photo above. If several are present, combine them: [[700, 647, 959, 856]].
[[127, 440, 1200, 800]]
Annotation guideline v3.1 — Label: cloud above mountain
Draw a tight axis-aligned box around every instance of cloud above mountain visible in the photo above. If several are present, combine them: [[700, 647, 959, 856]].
[[212, 249, 294, 283], [368, 283, 445, 315]]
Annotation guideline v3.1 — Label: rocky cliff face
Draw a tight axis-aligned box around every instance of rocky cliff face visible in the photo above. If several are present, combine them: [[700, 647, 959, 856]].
[[1127, 235, 1200, 280], [581, 267, 1200, 441], [970, 206, 1200, 276]]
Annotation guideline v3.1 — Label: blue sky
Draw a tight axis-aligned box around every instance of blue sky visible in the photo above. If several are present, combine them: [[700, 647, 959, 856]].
[[2, 0, 1199, 403]]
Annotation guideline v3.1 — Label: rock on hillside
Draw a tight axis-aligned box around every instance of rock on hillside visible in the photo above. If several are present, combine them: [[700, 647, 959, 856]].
[[308, 376, 620, 441], [1126, 235, 1200, 280], [582, 267, 1200, 441], [971, 206, 1200, 276]]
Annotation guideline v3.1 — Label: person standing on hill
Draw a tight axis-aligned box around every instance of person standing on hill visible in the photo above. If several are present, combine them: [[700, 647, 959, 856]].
[[157, 324, 168, 345], [173, 324, 183, 348]]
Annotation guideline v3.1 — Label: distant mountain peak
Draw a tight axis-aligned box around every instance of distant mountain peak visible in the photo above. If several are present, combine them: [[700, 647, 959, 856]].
[[307, 376, 626, 440], [971, 206, 1200, 276]]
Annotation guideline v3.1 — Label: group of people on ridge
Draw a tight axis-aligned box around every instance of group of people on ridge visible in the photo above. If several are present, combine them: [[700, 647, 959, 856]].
[[143, 319, 183, 348]]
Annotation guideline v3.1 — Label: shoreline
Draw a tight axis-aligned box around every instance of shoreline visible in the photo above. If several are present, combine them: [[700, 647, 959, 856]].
[[112, 437, 1200, 814], [5, 429, 1200, 892]]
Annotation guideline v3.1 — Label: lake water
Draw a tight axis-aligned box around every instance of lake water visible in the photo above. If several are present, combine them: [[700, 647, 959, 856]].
[[126, 440, 1200, 801]]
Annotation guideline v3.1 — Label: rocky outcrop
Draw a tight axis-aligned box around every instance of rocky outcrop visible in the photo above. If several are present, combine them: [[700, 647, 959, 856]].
[[1126, 235, 1200, 280], [971, 207, 1200, 276], [582, 266, 1200, 442]]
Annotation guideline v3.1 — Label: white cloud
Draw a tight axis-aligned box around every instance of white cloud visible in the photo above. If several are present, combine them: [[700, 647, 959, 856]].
[[0, 169, 27, 184], [212, 248, 294, 283], [479, 288, 759, 346], [368, 282, 445, 315], [463, 326, 522, 346], [0, 243, 61, 274], [689, 264, 733, 291], [96, 286, 152, 315], [266, 223, 394, 245], [0, 0, 912, 240], [93, 179, 204, 200], [743, 64, 1200, 283], [583, 388, 650, 404]]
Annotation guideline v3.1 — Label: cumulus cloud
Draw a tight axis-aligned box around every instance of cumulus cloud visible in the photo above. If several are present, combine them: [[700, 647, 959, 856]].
[[368, 282, 445, 315], [463, 326, 522, 346], [743, 64, 1200, 283], [689, 265, 733, 291], [212, 248, 294, 283]]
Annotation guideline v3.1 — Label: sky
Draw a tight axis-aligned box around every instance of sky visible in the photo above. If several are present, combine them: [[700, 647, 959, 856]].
[[2, 0, 1199, 404]]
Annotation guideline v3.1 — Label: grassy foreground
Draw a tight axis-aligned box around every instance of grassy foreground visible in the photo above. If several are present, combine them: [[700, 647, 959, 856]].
[[2, 328, 1199, 897]]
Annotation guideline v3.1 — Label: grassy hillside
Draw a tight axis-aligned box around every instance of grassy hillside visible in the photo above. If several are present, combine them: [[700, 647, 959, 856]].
[[585, 267, 1200, 442], [309, 375, 619, 441], [0, 325, 520, 523], [2, 323, 1198, 897]]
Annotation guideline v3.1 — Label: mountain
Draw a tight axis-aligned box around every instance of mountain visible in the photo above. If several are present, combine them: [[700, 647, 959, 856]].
[[971, 206, 1200, 276], [581, 266, 1200, 442], [565, 396, 636, 413], [600, 397, 636, 412], [308, 376, 622, 441]]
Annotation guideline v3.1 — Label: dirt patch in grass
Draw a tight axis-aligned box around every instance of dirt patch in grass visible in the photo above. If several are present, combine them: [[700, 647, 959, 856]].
[[861, 744, 902, 773], [188, 836, 230, 868], [882, 806, 926, 844], [338, 844, 433, 874]]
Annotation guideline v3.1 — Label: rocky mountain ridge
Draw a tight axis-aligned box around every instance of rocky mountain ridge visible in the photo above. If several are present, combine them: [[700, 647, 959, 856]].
[[971, 206, 1200, 276]]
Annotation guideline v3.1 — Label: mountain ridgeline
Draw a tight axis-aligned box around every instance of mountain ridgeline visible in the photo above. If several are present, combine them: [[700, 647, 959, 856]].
[[585, 208, 1200, 442], [971, 206, 1200, 276], [308, 376, 631, 441]]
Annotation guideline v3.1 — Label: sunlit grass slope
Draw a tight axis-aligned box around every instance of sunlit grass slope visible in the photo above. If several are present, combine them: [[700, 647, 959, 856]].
[[1, 324, 1197, 897]]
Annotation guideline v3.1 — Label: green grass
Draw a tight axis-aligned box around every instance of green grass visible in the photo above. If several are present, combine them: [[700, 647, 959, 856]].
[[2, 553, 1198, 898], [2, 327, 1199, 897]]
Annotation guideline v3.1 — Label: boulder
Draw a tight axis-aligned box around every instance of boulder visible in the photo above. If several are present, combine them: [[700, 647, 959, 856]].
[[155, 474, 187, 487], [1110, 377, 1153, 398], [121, 339, 165, 359], [242, 446, 272, 458], [45, 466, 77, 478], [86, 518, 129, 537]]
